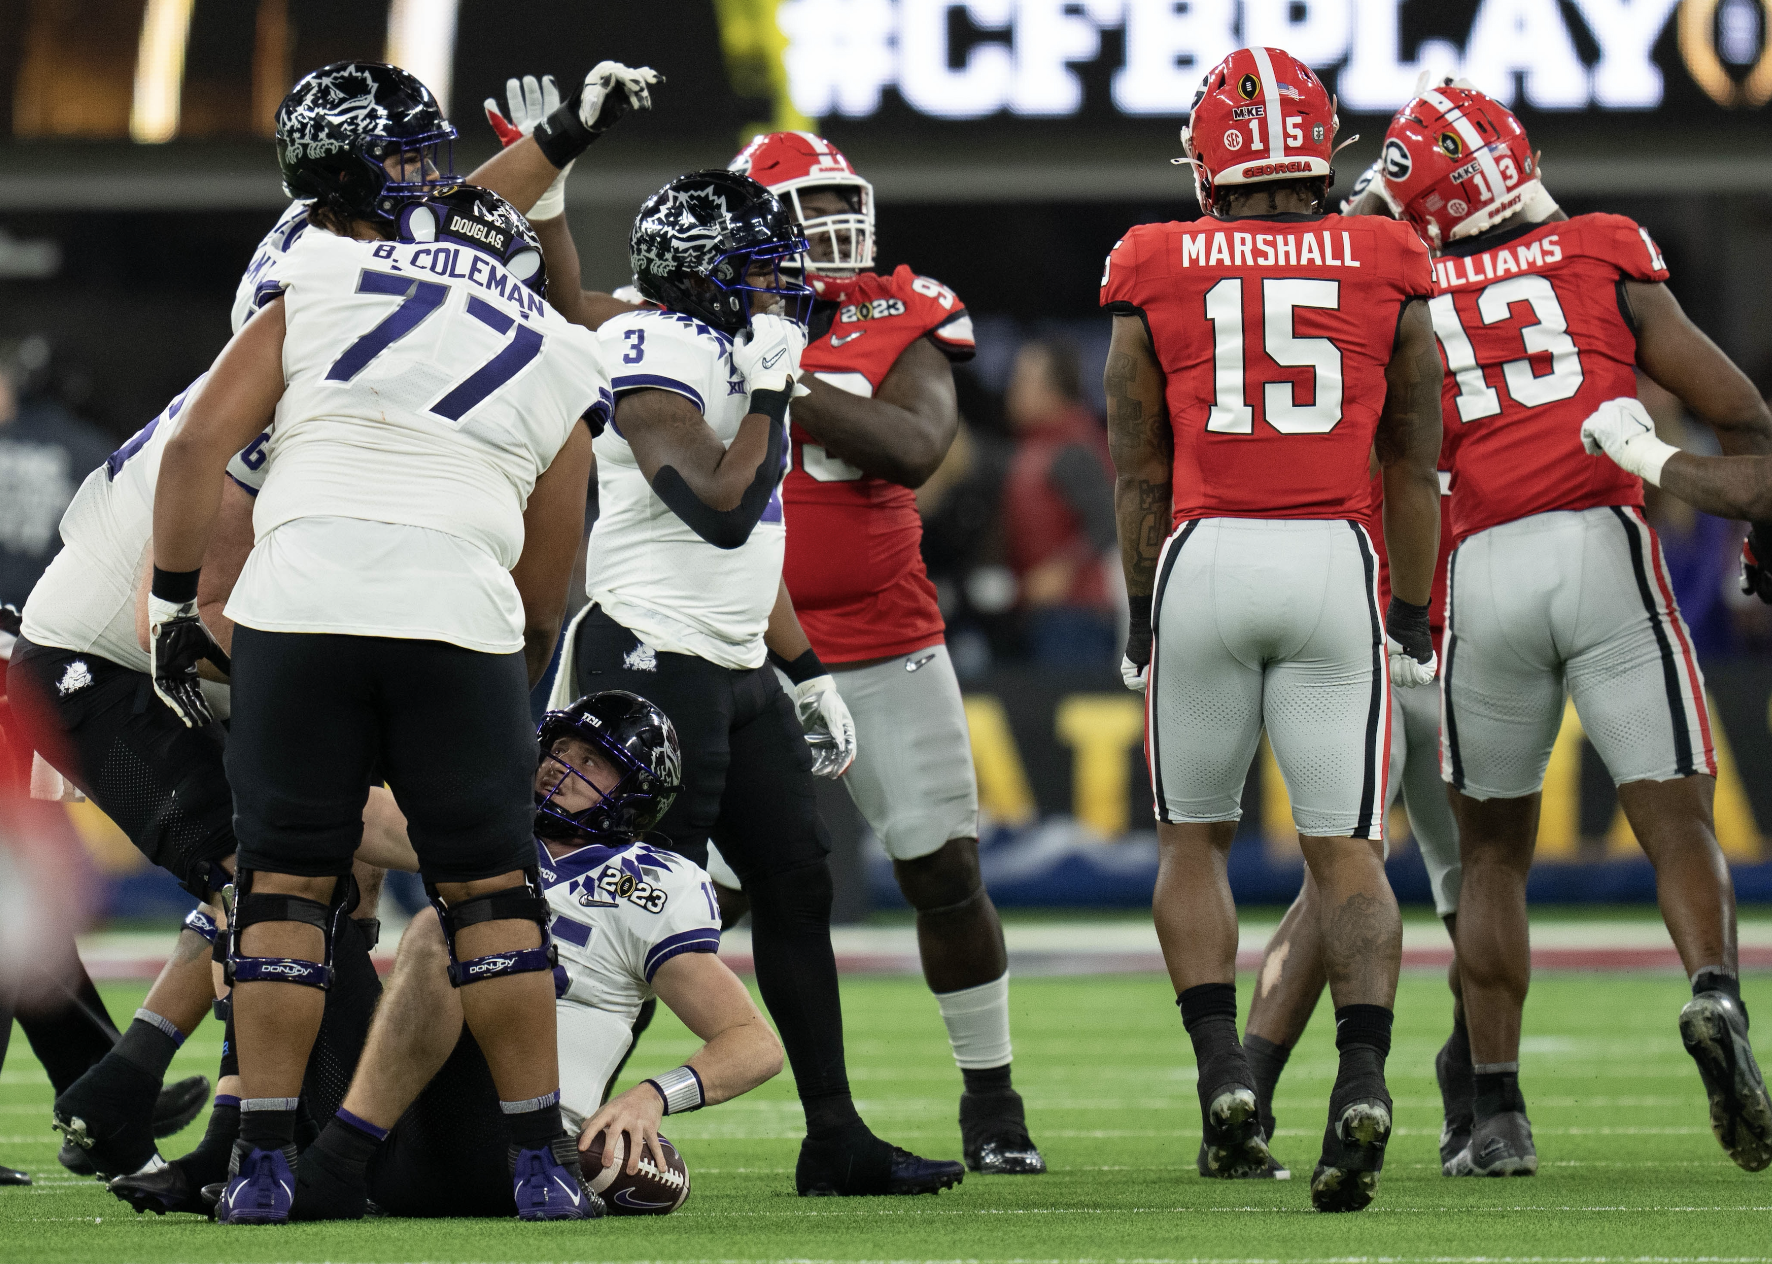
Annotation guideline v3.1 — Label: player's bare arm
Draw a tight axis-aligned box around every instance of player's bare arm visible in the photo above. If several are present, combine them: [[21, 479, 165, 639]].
[[1374, 300, 1443, 607], [580, 951, 782, 1177], [791, 336, 960, 488], [764, 577, 814, 661], [615, 388, 785, 548], [529, 213, 640, 331], [511, 423, 597, 685], [1103, 315, 1173, 599]]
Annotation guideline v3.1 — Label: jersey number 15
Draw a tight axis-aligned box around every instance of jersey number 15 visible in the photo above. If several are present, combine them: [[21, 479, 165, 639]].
[[1203, 277, 1344, 435]]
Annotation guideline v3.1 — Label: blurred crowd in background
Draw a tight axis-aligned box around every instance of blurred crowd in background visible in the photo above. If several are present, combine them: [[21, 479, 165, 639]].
[[7, 326, 1772, 675]]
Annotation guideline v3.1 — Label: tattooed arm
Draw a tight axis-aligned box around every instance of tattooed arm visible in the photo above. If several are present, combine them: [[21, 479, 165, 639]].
[[1104, 314, 1173, 682]]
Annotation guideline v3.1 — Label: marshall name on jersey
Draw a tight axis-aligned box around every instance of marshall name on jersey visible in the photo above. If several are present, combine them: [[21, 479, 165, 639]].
[[784, 265, 975, 662], [1100, 213, 1434, 523], [537, 839, 721, 1126], [588, 308, 787, 670], [1430, 212, 1670, 544], [225, 228, 612, 654]]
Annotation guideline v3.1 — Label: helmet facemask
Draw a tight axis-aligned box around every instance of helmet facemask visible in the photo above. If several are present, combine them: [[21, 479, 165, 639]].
[[701, 231, 815, 327], [363, 126, 459, 220], [781, 182, 874, 287], [534, 733, 656, 846]]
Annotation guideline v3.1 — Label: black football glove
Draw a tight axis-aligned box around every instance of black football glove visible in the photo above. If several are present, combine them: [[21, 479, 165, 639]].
[[1384, 596, 1437, 687], [1743, 525, 1772, 605], [1122, 594, 1152, 693], [0, 603, 20, 639], [148, 592, 229, 729]]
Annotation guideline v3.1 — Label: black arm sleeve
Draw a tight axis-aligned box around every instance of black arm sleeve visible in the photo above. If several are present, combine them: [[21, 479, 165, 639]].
[[1049, 443, 1119, 553], [648, 394, 788, 550]]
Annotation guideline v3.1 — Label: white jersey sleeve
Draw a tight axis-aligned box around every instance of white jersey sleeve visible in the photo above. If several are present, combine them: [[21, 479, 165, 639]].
[[230, 201, 312, 335], [585, 309, 787, 670], [538, 839, 722, 1128]]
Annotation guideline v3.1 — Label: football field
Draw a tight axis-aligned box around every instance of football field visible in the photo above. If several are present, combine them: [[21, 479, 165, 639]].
[[3, 963, 1768, 1264]]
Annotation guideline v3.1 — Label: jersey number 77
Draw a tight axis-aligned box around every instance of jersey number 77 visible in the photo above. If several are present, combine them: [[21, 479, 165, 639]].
[[325, 269, 545, 422]]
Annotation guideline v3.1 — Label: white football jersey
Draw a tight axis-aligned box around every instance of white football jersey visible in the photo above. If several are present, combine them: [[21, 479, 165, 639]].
[[586, 309, 787, 670], [21, 377, 269, 676], [230, 200, 312, 335], [226, 229, 613, 653], [536, 838, 722, 1129]]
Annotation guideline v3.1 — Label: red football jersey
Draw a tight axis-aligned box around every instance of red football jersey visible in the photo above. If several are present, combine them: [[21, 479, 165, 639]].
[[782, 265, 976, 662], [1101, 213, 1434, 523], [1430, 213, 1669, 544]]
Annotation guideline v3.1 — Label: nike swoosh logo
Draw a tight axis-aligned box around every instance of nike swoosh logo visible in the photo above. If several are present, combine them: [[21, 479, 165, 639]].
[[831, 331, 865, 346], [762, 348, 787, 368], [905, 652, 936, 672]]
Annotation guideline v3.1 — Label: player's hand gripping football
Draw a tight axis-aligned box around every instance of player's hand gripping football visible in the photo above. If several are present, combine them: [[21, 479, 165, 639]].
[[793, 674, 857, 778], [580, 1082, 670, 1179], [1581, 397, 1678, 485], [147, 594, 228, 728], [733, 314, 810, 397], [1384, 597, 1437, 688], [485, 74, 571, 219]]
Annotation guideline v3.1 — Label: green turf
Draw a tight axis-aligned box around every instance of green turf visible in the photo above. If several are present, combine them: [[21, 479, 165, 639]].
[[3, 971, 1767, 1263]]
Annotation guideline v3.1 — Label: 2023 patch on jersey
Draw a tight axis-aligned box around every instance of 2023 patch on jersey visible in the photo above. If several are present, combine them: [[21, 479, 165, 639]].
[[784, 265, 975, 662], [1430, 213, 1669, 545], [1101, 213, 1434, 525]]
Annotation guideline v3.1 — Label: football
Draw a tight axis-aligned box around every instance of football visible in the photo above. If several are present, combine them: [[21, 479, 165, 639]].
[[579, 1131, 691, 1215]]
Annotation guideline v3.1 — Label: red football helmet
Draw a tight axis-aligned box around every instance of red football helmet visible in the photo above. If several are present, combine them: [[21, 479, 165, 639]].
[[730, 131, 874, 302], [1381, 86, 1539, 248], [1180, 47, 1338, 215]]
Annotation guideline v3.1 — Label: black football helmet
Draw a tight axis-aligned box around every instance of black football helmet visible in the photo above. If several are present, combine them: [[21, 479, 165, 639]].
[[535, 691, 682, 845], [394, 184, 546, 296], [275, 61, 458, 222], [629, 169, 812, 332]]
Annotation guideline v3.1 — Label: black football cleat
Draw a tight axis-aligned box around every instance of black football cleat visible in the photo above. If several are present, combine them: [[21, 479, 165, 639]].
[[109, 1163, 211, 1216], [52, 1058, 169, 1179], [797, 1124, 965, 1196], [0, 1164, 29, 1186], [1436, 1034, 1475, 1175], [1198, 1139, 1290, 1179], [960, 1089, 1046, 1174], [1310, 1097, 1391, 1212], [1445, 1110, 1536, 1176], [154, 1076, 211, 1138], [1680, 991, 1772, 1172], [1196, 1086, 1274, 1179]]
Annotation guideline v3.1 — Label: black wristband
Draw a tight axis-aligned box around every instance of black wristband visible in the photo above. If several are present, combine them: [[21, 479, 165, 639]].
[[747, 386, 792, 427], [1125, 593, 1153, 668], [769, 647, 825, 685], [1385, 596, 1433, 661], [151, 566, 200, 604], [531, 94, 595, 169]]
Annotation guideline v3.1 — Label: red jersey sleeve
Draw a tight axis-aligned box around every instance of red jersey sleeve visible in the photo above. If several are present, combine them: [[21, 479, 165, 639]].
[[886, 265, 975, 362], [1392, 222, 1436, 298], [1100, 225, 1159, 311], [1572, 212, 1671, 283]]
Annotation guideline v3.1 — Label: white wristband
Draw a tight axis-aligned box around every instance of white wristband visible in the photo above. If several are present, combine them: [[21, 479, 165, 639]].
[[644, 1065, 704, 1115], [529, 159, 573, 221], [1619, 430, 1680, 486]]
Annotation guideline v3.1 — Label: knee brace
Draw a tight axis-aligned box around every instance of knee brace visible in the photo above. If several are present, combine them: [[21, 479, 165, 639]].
[[223, 868, 358, 991], [425, 867, 556, 988]]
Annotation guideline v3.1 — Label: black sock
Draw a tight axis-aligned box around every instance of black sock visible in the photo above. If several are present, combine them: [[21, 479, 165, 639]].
[[176, 1095, 239, 1185], [1179, 983, 1248, 1101], [112, 1012, 183, 1081], [962, 1064, 1013, 1096], [502, 1092, 563, 1148], [1333, 1005, 1392, 1103], [19, 962, 121, 1096], [804, 1092, 864, 1137], [1694, 968, 1748, 1025], [239, 1098, 298, 1150], [317, 1111, 384, 1170], [1242, 1034, 1290, 1138], [1473, 1064, 1525, 1118]]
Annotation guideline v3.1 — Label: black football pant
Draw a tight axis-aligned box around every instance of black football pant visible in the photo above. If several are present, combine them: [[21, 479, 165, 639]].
[[571, 606, 854, 1110]]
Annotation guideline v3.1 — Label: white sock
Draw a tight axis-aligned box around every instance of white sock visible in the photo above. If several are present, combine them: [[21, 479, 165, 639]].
[[935, 973, 1013, 1070]]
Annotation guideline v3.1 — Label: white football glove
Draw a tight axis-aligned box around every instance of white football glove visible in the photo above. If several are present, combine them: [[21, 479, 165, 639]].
[[1581, 397, 1678, 486], [792, 675, 857, 778], [1385, 636, 1439, 688], [732, 314, 808, 396], [578, 61, 662, 134], [1121, 655, 1148, 694], [484, 74, 572, 220]]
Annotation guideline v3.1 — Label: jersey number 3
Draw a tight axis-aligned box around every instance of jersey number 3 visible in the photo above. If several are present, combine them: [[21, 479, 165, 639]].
[[1428, 276, 1584, 422], [1204, 277, 1343, 434], [325, 270, 545, 421]]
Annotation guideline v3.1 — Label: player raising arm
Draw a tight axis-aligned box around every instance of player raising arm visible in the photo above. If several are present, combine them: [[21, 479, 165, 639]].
[[1103, 46, 1442, 1214]]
